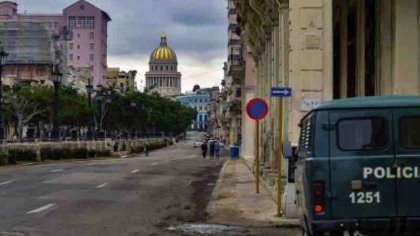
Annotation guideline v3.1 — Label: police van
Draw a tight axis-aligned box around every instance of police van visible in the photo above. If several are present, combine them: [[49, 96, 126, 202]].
[[286, 96, 420, 236]]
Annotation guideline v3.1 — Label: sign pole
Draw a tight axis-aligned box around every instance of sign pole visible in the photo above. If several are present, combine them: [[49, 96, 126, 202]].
[[256, 119, 260, 194], [277, 98, 284, 217], [245, 97, 268, 195]]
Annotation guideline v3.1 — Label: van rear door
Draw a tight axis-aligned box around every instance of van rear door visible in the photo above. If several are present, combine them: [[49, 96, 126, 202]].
[[329, 110, 396, 218], [393, 109, 420, 217]]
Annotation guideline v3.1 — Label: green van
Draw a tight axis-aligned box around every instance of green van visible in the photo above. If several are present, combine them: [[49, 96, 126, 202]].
[[288, 96, 420, 236]]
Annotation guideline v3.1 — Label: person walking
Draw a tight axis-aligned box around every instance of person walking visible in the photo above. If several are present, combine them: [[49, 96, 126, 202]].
[[144, 145, 149, 157], [214, 140, 221, 161], [201, 142, 208, 158], [209, 140, 215, 160]]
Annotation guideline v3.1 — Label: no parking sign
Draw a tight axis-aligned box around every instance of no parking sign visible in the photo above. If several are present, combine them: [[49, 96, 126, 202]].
[[245, 98, 268, 121]]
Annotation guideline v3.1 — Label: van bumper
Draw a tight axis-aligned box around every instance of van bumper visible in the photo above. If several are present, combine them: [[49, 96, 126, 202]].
[[311, 218, 420, 235]]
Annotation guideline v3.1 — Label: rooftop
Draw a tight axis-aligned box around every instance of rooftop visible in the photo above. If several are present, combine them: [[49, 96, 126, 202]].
[[315, 96, 420, 111]]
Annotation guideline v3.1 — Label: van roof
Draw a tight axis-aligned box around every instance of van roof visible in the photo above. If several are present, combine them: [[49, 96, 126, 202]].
[[314, 96, 420, 111]]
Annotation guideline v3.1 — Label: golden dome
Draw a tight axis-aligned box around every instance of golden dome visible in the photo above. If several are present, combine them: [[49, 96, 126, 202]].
[[150, 32, 177, 61]]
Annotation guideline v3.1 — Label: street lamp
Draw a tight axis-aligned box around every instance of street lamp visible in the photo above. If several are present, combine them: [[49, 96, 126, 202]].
[[85, 78, 94, 140], [51, 64, 62, 141], [0, 46, 8, 141]]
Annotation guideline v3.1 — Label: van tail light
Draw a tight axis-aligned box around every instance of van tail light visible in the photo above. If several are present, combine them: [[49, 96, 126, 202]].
[[313, 182, 325, 214]]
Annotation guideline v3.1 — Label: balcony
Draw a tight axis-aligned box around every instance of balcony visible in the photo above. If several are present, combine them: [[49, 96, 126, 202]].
[[228, 39, 241, 46], [228, 99, 241, 115], [228, 54, 244, 83]]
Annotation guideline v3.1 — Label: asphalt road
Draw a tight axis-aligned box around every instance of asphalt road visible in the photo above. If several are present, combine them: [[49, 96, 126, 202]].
[[0, 132, 223, 236]]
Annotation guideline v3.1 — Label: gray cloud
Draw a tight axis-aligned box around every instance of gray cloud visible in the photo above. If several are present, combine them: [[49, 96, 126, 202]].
[[16, 0, 227, 63]]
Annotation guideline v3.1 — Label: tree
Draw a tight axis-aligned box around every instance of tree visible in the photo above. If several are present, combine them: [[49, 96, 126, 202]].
[[3, 86, 47, 140]]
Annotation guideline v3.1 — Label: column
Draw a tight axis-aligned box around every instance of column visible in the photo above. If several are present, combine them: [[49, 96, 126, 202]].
[[288, 0, 333, 144], [356, 0, 366, 96], [394, 0, 419, 95], [339, 0, 348, 98]]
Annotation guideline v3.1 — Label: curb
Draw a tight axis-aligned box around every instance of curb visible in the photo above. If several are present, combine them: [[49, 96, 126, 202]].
[[208, 159, 230, 202]]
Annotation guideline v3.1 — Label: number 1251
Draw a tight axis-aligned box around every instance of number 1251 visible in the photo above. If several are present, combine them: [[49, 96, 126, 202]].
[[349, 191, 381, 204]]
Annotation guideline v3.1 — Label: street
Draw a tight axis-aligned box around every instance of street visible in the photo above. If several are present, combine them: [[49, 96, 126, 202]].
[[0, 133, 222, 236]]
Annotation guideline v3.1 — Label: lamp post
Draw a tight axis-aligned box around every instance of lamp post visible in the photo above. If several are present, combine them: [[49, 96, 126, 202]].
[[51, 64, 62, 141], [0, 46, 8, 141], [85, 79, 94, 140]]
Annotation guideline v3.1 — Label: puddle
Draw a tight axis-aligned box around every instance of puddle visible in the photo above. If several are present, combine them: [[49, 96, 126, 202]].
[[167, 224, 282, 235]]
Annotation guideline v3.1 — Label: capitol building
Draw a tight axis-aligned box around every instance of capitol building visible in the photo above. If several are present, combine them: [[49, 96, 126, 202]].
[[145, 33, 182, 97]]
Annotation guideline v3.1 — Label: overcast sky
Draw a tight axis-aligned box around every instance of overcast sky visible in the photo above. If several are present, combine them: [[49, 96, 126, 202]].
[[15, 0, 227, 92]]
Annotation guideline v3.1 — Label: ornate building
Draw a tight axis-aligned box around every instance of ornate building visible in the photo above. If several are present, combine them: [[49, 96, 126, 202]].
[[145, 33, 181, 97]]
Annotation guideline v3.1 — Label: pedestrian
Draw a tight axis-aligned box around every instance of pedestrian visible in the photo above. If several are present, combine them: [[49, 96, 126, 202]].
[[209, 141, 215, 159], [144, 145, 149, 157], [214, 140, 221, 161], [201, 142, 208, 158]]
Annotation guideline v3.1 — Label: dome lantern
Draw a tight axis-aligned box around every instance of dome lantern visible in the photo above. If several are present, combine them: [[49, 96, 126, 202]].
[[150, 32, 177, 61]]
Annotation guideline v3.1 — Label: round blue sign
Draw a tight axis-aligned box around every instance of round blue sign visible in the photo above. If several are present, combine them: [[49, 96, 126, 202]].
[[246, 98, 268, 120]]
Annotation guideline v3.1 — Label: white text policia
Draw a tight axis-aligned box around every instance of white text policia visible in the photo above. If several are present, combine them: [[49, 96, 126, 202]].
[[363, 166, 420, 179]]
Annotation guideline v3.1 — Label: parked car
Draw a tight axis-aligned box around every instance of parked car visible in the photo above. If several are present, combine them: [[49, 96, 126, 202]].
[[285, 96, 420, 236], [193, 140, 204, 148]]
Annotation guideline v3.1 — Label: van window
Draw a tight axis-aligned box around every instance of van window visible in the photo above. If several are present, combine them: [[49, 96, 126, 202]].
[[337, 118, 388, 151], [400, 117, 420, 148], [299, 116, 313, 151]]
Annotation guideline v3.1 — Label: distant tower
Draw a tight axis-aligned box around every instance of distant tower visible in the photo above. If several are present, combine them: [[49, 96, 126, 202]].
[[192, 84, 200, 92], [145, 33, 182, 97]]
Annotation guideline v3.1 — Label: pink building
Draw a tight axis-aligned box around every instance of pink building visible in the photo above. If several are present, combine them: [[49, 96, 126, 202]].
[[0, 0, 111, 86]]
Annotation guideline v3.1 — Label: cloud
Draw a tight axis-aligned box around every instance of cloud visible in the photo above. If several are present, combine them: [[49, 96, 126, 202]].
[[15, 0, 228, 90]]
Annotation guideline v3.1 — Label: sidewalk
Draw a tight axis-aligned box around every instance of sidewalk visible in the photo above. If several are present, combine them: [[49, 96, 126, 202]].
[[207, 158, 299, 227]]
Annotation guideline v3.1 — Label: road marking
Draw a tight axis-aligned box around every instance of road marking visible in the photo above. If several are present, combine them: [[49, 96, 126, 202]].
[[0, 180, 14, 186], [27, 203, 56, 214], [96, 182, 108, 188], [87, 163, 96, 166], [50, 169, 63, 173], [151, 162, 159, 166], [131, 169, 139, 173]]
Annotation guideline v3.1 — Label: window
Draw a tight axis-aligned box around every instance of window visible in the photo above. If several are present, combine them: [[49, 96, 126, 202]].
[[77, 16, 86, 28], [77, 44, 80, 50], [299, 117, 313, 151], [77, 33, 80, 38], [89, 32, 94, 40], [69, 43, 73, 50], [337, 118, 388, 151], [89, 54, 94, 61], [86, 16, 95, 28], [77, 56, 80, 60], [69, 54, 73, 60], [400, 117, 420, 148], [90, 43, 94, 50], [69, 16, 77, 29]]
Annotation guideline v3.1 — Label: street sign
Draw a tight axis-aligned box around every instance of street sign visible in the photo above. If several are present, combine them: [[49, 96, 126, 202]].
[[246, 98, 268, 121], [271, 87, 292, 97]]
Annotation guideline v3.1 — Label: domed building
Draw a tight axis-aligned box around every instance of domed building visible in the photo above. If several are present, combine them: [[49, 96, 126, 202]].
[[145, 33, 182, 97]]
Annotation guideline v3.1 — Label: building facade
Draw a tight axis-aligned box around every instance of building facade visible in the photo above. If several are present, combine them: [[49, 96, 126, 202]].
[[106, 67, 137, 92], [64, 0, 111, 86], [0, 0, 111, 86], [228, 0, 420, 217], [176, 90, 211, 130], [0, 21, 56, 86], [145, 33, 182, 97]]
